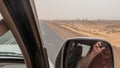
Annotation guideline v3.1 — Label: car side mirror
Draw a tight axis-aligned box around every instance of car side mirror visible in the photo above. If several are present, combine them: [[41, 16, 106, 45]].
[[55, 37, 114, 68]]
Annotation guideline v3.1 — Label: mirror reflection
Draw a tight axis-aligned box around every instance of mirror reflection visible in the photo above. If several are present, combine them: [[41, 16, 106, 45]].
[[65, 39, 113, 68]]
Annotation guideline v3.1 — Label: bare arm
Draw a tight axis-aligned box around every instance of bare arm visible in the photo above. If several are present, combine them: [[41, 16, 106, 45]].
[[76, 52, 96, 68], [76, 42, 106, 68], [0, 19, 9, 36]]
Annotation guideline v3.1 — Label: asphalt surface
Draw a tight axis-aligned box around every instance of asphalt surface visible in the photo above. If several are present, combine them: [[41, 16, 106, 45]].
[[39, 21, 64, 65]]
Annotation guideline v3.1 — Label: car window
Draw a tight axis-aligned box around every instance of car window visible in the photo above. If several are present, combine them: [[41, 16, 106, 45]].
[[0, 13, 26, 68], [34, 0, 120, 68], [0, 31, 20, 53]]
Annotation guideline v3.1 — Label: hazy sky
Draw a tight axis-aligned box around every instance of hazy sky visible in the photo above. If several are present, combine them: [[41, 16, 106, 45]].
[[35, 0, 120, 20]]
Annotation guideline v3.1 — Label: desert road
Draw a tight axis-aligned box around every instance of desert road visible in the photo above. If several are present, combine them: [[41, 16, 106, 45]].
[[1, 21, 119, 68], [39, 21, 64, 66]]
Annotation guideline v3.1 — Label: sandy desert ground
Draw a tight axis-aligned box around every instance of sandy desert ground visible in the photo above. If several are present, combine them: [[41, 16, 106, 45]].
[[44, 20, 120, 68], [48, 20, 120, 47]]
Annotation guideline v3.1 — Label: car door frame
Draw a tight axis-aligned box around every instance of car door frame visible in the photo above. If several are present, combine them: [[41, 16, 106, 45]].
[[0, 0, 49, 68]]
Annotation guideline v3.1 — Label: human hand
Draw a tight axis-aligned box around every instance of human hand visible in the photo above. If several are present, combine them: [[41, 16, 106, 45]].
[[92, 41, 106, 56]]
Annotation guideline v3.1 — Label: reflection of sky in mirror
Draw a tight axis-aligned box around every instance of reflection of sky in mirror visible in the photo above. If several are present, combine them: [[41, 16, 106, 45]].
[[0, 13, 3, 20], [35, 0, 120, 20], [78, 44, 90, 57]]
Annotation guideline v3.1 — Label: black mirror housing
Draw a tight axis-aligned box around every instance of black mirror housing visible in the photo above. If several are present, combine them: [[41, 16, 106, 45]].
[[55, 37, 114, 68]]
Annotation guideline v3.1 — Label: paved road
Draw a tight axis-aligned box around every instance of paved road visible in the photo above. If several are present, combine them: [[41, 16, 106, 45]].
[[39, 21, 64, 65]]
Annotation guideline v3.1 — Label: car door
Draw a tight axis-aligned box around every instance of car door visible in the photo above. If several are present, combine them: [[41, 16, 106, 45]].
[[0, 0, 49, 68]]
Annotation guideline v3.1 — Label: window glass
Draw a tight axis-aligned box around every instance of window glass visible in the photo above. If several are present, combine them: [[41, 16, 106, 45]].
[[0, 13, 26, 68], [0, 31, 20, 53], [35, 0, 120, 67]]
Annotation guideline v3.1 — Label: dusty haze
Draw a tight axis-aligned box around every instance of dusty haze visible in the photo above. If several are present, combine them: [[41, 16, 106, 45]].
[[35, 0, 120, 20]]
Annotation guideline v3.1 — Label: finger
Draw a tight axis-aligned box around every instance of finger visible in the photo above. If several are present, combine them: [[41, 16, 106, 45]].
[[101, 46, 106, 50], [97, 46, 106, 53], [97, 41, 102, 47], [94, 44, 99, 48]]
